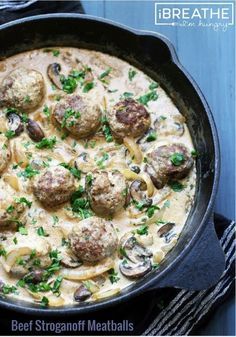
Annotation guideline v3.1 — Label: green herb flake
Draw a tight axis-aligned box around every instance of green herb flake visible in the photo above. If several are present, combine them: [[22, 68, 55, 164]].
[[60, 75, 77, 94], [108, 268, 120, 284], [16, 197, 32, 208], [99, 67, 112, 80], [138, 91, 158, 106], [168, 180, 185, 192], [18, 226, 28, 235], [5, 130, 15, 139], [170, 152, 185, 166], [146, 205, 160, 218], [128, 68, 137, 81], [83, 81, 94, 93], [37, 227, 49, 237], [19, 165, 39, 179], [136, 224, 149, 236], [40, 296, 49, 307], [149, 81, 159, 90], [6, 205, 15, 214], [36, 137, 57, 150], [146, 131, 157, 142]]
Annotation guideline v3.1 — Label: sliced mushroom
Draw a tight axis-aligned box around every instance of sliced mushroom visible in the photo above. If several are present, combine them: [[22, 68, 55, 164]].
[[154, 117, 184, 137], [74, 284, 91, 302], [24, 270, 44, 284], [7, 112, 24, 136], [119, 259, 152, 279], [130, 180, 153, 210], [137, 127, 156, 150], [157, 222, 176, 243], [47, 63, 63, 90], [26, 119, 45, 142], [120, 235, 152, 264]]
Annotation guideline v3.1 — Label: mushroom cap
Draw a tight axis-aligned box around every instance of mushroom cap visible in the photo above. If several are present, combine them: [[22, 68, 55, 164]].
[[69, 216, 118, 263], [32, 166, 76, 207], [52, 94, 101, 139], [0, 67, 45, 112], [107, 98, 151, 139]]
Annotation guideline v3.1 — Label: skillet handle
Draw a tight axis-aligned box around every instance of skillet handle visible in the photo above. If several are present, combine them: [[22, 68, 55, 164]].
[[149, 216, 225, 291]]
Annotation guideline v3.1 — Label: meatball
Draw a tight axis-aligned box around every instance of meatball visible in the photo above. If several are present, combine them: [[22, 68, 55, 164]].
[[86, 170, 127, 216], [32, 166, 76, 207], [146, 143, 194, 189], [107, 98, 151, 139], [52, 94, 101, 138], [0, 67, 45, 112], [0, 198, 25, 227], [69, 217, 118, 263], [0, 135, 11, 174]]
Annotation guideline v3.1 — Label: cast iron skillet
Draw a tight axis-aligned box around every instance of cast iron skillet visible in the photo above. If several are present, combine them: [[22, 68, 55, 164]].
[[0, 14, 225, 315]]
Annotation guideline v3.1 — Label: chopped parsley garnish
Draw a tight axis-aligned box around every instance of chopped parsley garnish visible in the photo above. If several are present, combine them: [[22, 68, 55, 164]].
[[6, 205, 15, 214], [86, 173, 93, 186], [43, 105, 51, 118], [70, 186, 84, 203], [122, 92, 134, 99], [99, 67, 112, 80], [59, 163, 81, 179], [60, 75, 77, 94], [5, 130, 15, 139], [108, 268, 120, 284], [52, 49, 60, 57], [40, 296, 49, 307], [138, 90, 158, 106], [36, 137, 57, 149], [128, 68, 137, 81], [51, 276, 63, 295], [0, 248, 6, 257], [13, 237, 18, 245], [19, 165, 39, 179], [61, 108, 81, 128], [146, 205, 160, 218], [1, 284, 18, 295], [191, 149, 198, 158], [71, 196, 93, 219], [52, 215, 59, 226], [101, 116, 113, 143], [83, 81, 94, 93], [136, 224, 149, 235], [37, 227, 49, 237], [152, 263, 160, 270], [24, 95, 31, 103], [18, 226, 28, 235], [16, 197, 32, 208], [146, 131, 157, 142], [170, 152, 185, 166], [168, 180, 185, 192], [149, 81, 159, 90], [119, 246, 128, 258], [96, 152, 109, 169]]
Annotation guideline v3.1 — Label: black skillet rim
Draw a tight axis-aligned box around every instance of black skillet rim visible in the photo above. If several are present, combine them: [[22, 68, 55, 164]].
[[0, 13, 220, 315]]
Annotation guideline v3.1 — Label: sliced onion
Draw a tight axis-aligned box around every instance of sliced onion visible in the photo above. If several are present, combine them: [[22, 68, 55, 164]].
[[3, 174, 20, 191], [92, 288, 120, 300], [4, 247, 32, 272], [123, 137, 143, 164], [140, 172, 154, 197], [61, 258, 114, 280], [121, 169, 141, 181]]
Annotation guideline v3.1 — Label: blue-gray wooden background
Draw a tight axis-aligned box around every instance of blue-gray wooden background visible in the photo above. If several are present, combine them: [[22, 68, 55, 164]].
[[80, 0, 235, 335]]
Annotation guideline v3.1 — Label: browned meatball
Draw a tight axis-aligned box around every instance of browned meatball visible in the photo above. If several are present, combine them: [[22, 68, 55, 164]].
[[52, 94, 101, 138], [0, 67, 45, 112], [69, 217, 118, 263], [86, 170, 127, 216], [107, 98, 151, 139], [0, 135, 11, 174], [32, 166, 76, 207], [146, 143, 194, 189], [0, 198, 25, 228]]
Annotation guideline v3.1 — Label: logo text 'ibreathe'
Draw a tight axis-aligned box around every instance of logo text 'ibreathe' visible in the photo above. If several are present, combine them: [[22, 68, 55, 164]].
[[155, 2, 234, 30]]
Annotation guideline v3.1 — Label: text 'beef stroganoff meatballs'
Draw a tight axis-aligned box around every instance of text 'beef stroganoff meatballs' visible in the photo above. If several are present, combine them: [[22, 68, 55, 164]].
[[146, 144, 194, 189], [0, 67, 45, 112], [32, 166, 76, 207], [53, 94, 101, 138], [0, 135, 11, 174], [86, 170, 127, 216], [69, 217, 118, 263], [107, 98, 151, 139]]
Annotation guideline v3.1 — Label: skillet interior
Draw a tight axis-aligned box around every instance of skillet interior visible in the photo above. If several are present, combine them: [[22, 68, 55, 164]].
[[0, 14, 219, 314]]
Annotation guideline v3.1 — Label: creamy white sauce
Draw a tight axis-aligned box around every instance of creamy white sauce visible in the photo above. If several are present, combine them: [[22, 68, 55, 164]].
[[0, 48, 196, 306]]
